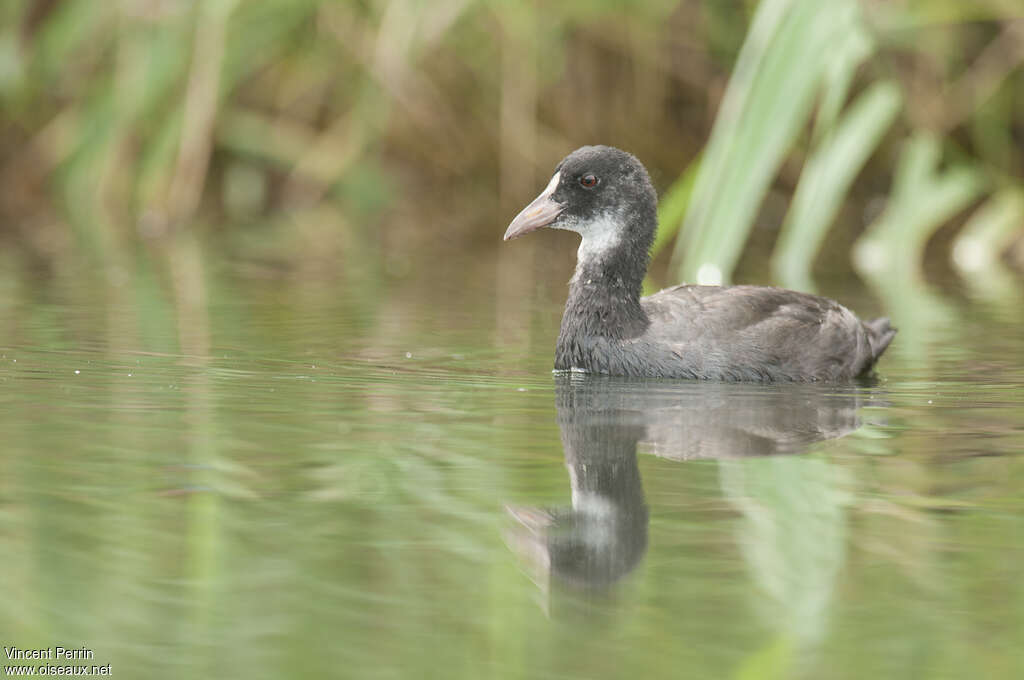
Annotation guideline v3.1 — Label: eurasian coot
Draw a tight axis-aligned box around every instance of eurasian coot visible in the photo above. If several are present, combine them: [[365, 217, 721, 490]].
[[504, 145, 895, 382]]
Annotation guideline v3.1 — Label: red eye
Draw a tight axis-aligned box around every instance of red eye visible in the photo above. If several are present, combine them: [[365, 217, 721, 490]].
[[579, 174, 599, 188]]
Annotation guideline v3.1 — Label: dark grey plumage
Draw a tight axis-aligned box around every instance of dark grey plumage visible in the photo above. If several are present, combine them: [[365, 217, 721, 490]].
[[504, 145, 896, 382]]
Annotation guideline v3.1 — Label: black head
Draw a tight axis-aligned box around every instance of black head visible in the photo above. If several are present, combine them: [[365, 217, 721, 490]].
[[504, 146, 658, 257]]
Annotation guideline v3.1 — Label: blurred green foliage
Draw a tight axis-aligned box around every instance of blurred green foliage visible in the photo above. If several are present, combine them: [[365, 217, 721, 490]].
[[665, 0, 1024, 289], [0, 0, 1021, 289]]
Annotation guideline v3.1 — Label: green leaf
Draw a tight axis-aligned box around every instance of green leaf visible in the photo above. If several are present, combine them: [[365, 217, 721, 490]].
[[853, 133, 986, 277], [652, 154, 701, 259], [951, 188, 1024, 274], [773, 80, 902, 291], [672, 0, 864, 285]]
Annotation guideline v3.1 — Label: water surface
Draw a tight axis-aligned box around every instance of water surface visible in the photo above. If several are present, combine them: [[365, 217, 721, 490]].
[[1, 255, 1022, 679]]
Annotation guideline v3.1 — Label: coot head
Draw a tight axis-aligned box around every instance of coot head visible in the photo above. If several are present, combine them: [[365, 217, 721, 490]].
[[504, 146, 658, 259]]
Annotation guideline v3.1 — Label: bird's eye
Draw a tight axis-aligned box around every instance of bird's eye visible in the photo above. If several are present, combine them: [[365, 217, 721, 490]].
[[579, 174, 599, 188]]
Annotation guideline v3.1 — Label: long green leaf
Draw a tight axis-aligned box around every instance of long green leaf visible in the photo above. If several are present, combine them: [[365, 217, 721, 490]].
[[853, 133, 986, 277], [652, 155, 701, 258], [671, 0, 863, 285], [951, 188, 1024, 273], [772, 80, 902, 291]]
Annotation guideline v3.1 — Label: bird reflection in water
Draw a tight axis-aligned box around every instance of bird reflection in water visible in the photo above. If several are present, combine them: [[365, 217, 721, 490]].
[[507, 373, 875, 619]]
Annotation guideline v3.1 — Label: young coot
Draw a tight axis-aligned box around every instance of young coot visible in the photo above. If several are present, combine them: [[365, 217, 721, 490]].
[[504, 145, 895, 382]]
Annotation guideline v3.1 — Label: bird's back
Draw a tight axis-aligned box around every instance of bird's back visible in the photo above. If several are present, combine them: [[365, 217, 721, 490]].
[[630, 284, 893, 381]]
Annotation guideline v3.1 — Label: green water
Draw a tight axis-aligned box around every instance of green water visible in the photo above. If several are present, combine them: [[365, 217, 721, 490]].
[[1, 252, 1022, 679]]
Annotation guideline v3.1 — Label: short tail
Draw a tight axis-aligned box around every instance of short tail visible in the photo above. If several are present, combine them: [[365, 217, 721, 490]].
[[864, 317, 897, 362]]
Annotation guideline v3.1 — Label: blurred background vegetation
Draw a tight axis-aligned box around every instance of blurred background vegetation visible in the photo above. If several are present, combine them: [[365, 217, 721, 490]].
[[3, 6, 1023, 675], [0, 0, 1022, 294]]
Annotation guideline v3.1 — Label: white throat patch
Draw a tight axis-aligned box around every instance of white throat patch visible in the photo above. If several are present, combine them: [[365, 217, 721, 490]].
[[575, 212, 622, 263]]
